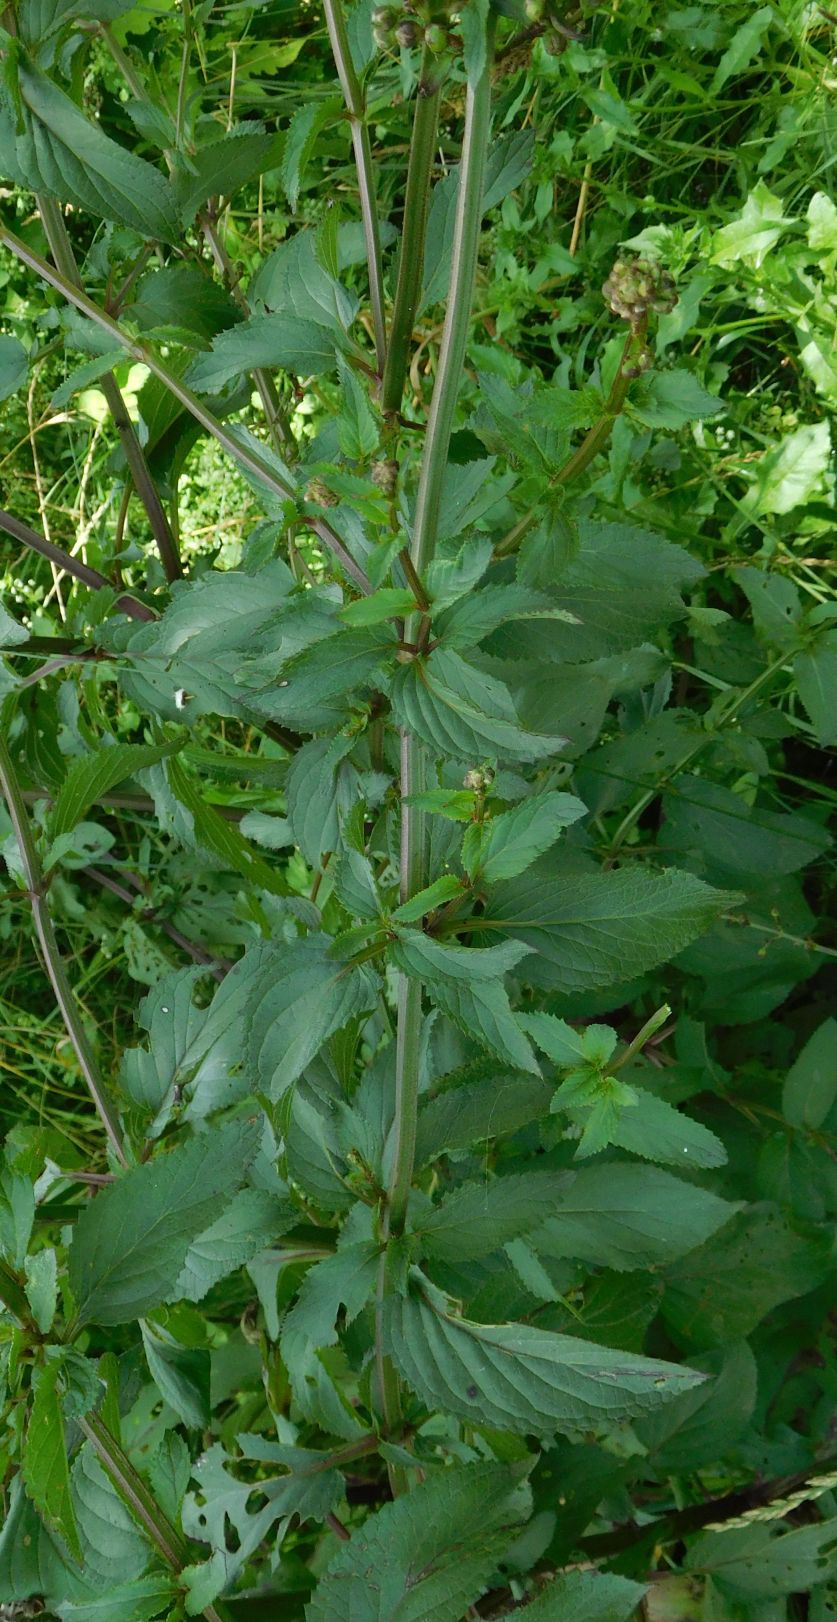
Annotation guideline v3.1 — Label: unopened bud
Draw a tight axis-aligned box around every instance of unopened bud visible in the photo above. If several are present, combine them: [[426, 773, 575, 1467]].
[[371, 458, 398, 496], [395, 18, 422, 45], [305, 477, 339, 508]]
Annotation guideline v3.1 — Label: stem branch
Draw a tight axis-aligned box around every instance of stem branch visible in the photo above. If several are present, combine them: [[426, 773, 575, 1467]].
[[324, 0, 387, 374], [381, 45, 444, 414]]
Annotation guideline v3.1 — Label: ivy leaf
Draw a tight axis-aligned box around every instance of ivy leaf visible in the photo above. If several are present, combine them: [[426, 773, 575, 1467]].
[[48, 735, 186, 838], [391, 649, 565, 764], [482, 865, 739, 992], [68, 1118, 260, 1325], [306, 1461, 531, 1622], [462, 791, 586, 883], [532, 1163, 736, 1272], [22, 1362, 81, 1559], [385, 1270, 703, 1439], [417, 1172, 570, 1262]]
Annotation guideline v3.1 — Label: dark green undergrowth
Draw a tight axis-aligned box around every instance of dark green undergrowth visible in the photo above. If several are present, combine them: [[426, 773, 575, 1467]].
[[0, 1, 835, 1618]]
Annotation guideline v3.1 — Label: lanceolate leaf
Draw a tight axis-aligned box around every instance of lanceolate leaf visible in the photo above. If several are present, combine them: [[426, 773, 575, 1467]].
[[22, 1362, 81, 1559], [385, 1271, 703, 1439], [306, 1462, 531, 1622], [391, 648, 565, 764], [417, 1171, 570, 1262], [187, 313, 342, 392], [49, 735, 186, 838], [531, 1163, 736, 1271], [481, 865, 739, 992], [521, 1570, 647, 1620], [68, 1118, 260, 1325], [462, 791, 587, 883], [5, 60, 179, 239]]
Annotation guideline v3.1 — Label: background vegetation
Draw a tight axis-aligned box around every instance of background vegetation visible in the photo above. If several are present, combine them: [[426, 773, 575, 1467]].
[[0, 0, 835, 1618]]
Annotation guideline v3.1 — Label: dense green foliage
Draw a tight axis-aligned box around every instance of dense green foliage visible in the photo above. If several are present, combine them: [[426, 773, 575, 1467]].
[[0, 0, 835, 1617]]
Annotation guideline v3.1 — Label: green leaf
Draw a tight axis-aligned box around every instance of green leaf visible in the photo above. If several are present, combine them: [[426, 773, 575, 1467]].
[[24, 1247, 57, 1332], [415, 1071, 553, 1166], [336, 352, 379, 460], [435, 584, 579, 651], [532, 1163, 735, 1271], [403, 786, 477, 820], [392, 874, 466, 923], [742, 422, 832, 516], [429, 975, 540, 1074], [520, 1569, 647, 1620], [660, 775, 830, 885], [9, 59, 179, 239], [243, 939, 377, 1101], [174, 130, 282, 224], [306, 1461, 531, 1622], [68, 1118, 260, 1325], [187, 312, 341, 392], [280, 1241, 379, 1402], [635, 1340, 757, 1472], [49, 735, 186, 838], [23, 1362, 81, 1559], [50, 350, 125, 407], [482, 865, 738, 993], [782, 1018, 837, 1130], [391, 649, 565, 764], [140, 1319, 209, 1429], [391, 930, 531, 983], [71, 1442, 152, 1592], [687, 1518, 837, 1599], [385, 1270, 703, 1439], [251, 226, 356, 330], [0, 596, 30, 649], [663, 1204, 831, 1349], [0, 333, 27, 401], [340, 586, 417, 627], [418, 1172, 570, 1262], [795, 636, 837, 744], [166, 753, 289, 897], [711, 181, 794, 268], [462, 792, 586, 883], [174, 1188, 296, 1302], [517, 1011, 588, 1066], [607, 1087, 728, 1170], [630, 369, 722, 430], [281, 98, 340, 211], [57, 1576, 178, 1621], [286, 732, 357, 867], [710, 5, 773, 92]]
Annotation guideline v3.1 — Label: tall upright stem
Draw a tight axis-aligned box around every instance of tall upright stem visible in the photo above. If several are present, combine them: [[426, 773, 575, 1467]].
[[36, 195, 182, 583], [0, 226, 372, 594], [323, 0, 387, 375], [378, 22, 497, 1486], [0, 732, 127, 1166], [381, 45, 444, 415], [0, 507, 154, 619]]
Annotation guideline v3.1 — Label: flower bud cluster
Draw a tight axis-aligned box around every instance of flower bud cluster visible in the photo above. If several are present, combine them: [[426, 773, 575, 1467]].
[[372, 1, 459, 53], [602, 258, 677, 323]]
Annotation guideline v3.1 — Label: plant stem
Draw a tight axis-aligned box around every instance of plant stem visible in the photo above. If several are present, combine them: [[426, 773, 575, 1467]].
[[0, 733, 127, 1166], [0, 226, 372, 594], [381, 45, 444, 415], [377, 20, 497, 1491], [0, 507, 155, 619], [323, 0, 387, 375], [36, 195, 182, 583], [79, 1412, 232, 1622], [409, 20, 496, 577]]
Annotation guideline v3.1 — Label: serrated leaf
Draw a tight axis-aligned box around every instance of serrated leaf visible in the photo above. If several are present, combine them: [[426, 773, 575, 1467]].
[[175, 130, 281, 223], [430, 976, 540, 1074], [281, 98, 340, 211], [166, 753, 289, 896], [435, 584, 579, 651], [415, 1071, 553, 1166], [57, 1575, 178, 1621], [686, 1517, 837, 1599], [418, 1172, 569, 1262], [340, 587, 417, 626], [23, 1362, 81, 1559], [174, 1188, 296, 1303], [463, 791, 586, 883], [532, 1163, 735, 1271], [49, 735, 186, 838], [607, 1087, 728, 1170], [306, 1461, 530, 1622], [630, 369, 722, 430], [521, 1569, 647, 1620], [391, 648, 565, 764], [795, 636, 837, 745], [482, 865, 738, 993], [392, 874, 466, 922], [391, 930, 531, 982], [404, 787, 477, 820], [140, 1320, 210, 1429], [280, 1242, 379, 1403], [243, 938, 378, 1101], [10, 59, 179, 239], [68, 1118, 260, 1325], [286, 732, 357, 867], [24, 1247, 57, 1332], [0, 333, 28, 401], [385, 1271, 703, 1439], [187, 312, 340, 393]]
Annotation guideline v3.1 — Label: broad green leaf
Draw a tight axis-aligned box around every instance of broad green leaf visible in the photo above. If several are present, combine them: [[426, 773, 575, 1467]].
[[385, 1271, 703, 1439], [174, 1188, 296, 1302], [482, 865, 738, 993], [280, 1241, 379, 1406], [306, 1462, 531, 1622], [336, 352, 379, 459], [0, 1167, 35, 1265], [71, 1443, 152, 1592], [415, 1072, 554, 1166], [140, 1319, 210, 1429], [517, 1011, 588, 1066], [68, 1118, 260, 1325], [391, 648, 565, 764], [51, 351, 124, 407], [711, 181, 794, 268], [422, 130, 534, 309], [404, 786, 477, 820], [663, 1204, 831, 1349], [340, 586, 417, 626], [256, 624, 397, 731], [187, 313, 341, 392], [23, 1362, 81, 1559], [636, 1340, 757, 1471], [742, 422, 832, 515], [430, 976, 540, 1074], [532, 1163, 735, 1271], [174, 130, 282, 224], [795, 636, 837, 745], [7, 60, 178, 239], [418, 1172, 569, 1262], [251, 225, 356, 330], [630, 369, 722, 430], [521, 1569, 647, 1620], [782, 1018, 837, 1129], [462, 791, 586, 883], [286, 732, 357, 866], [0, 333, 27, 401], [57, 1576, 178, 1621], [243, 939, 377, 1100], [392, 874, 466, 923], [435, 584, 579, 651], [281, 98, 341, 212], [687, 1518, 837, 1599], [662, 775, 830, 886], [391, 930, 531, 982], [607, 1087, 728, 1170], [0, 597, 30, 648], [710, 5, 773, 93], [49, 735, 186, 838], [24, 1247, 57, 1332]]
